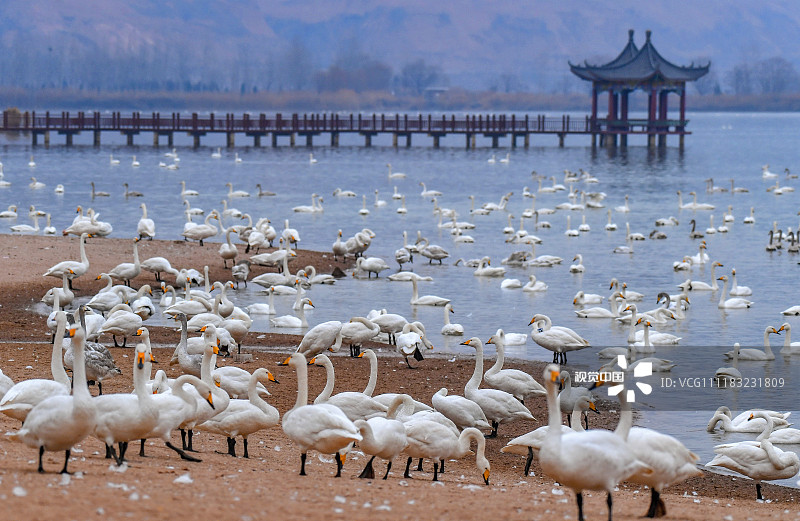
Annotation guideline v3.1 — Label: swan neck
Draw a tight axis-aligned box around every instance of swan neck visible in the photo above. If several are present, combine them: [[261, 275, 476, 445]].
[[79, 233, 89, 265], [459, 427, 486, 460], [290, 359, 309, 413], [51, 315, 70, 386], [363, 349, 377, 396], [756, 413, 775, 442], [70, 330, 91, 402], [466, 342, 484, 391], [314, 357, 335, 403], [615, 394, 633, 440], [486, 340, 504, 376]]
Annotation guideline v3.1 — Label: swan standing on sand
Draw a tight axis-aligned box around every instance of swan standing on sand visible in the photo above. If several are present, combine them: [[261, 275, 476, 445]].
[[485, 329, 545, 403], [197, 368, 279, 458], [538, 364, 651, 521], [431, 388, 490, 432], [7, 326, 96, 474], [282, 353, 361, 477], [529, 314, 591, 364], [108, 238, 141, 286], [461, 338, 535, 438], [0, 312, 71, 421], [312, 355, 389, 421], [353, 396, 410, 479]]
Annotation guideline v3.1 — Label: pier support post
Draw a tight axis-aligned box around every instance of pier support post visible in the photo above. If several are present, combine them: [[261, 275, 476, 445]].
[[658, 134, 666, 147], [290, 133, 296, 147], [272, 134, 278, 147], [167, 133, 174, 147], [93, 131, 101, 146], [227, 132, 235, 148], [470, 134, 476, 149], [253, 135, 261, 147], [679, 134, 685, 149], [126, 133, 134, 146], [620, 134, 627, 147], [406, 134, 411, 147], [558, 133, 565, 148], [524, 133, 530, 148], [392, 133, 398, 148], [364, 134, 372, 147], [153, 133, 159, 147], [465, 133, 471, 149], [511, 134, 517, 149], [432, 135, 440, 148], [331, 132, 339, 147], [647, 134, 656, 148], [64, 133, 71, 146], [43, 132, 50, 147], [591, 134, 597, 148], [31, 133, 37, 146], [491, 135, 499, 148], [193, 134, 201, 148], [605, 134, 617, 148], [306, 134, 313, 147]]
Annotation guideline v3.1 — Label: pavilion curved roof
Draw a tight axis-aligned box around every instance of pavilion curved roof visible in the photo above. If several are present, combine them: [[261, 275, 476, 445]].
[[569, 30, 709, 83]]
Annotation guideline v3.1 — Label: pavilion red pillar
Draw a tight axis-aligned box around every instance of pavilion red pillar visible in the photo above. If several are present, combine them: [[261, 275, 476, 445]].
[[620, 90, 629, 147], [606, 90, 617, 147], [658, 91, 668, 146], [647, 87, 657, 147], [591, 86, 598, 125], [679, 87, 687, 148]]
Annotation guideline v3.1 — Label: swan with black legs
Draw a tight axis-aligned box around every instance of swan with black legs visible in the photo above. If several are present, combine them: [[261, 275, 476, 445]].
[[6, 326, 96, 474], [197, 368, 279, 458], [707, 411, 799, 500], [282, 353, 361, 477], [538, 364, 651, 521], [461, 338, 535, 438], [484, 329, 545, 402], [501, 395, 595, 476], [0, 312, 70, 421], [529, 314, 590, 364]]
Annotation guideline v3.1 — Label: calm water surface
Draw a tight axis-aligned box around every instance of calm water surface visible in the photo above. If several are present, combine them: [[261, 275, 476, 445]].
[[1, 112, 799, 485]]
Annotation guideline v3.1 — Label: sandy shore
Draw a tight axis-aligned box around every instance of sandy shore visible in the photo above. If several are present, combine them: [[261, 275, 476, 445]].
[[0, 234, 796, 520]]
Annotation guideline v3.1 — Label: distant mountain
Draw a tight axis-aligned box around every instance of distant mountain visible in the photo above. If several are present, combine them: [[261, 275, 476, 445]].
[[0, 1, 798, 93]]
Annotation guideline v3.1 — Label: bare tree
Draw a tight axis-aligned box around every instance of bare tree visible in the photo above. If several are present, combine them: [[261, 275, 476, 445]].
[[399, 59, 442, 95]]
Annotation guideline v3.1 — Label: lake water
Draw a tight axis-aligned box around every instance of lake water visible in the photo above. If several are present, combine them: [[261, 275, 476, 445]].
[[1, 111, 799, 486]]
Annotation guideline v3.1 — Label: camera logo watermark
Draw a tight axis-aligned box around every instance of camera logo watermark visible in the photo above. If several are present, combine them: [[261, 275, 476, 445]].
[[574, 355, 653, 403]]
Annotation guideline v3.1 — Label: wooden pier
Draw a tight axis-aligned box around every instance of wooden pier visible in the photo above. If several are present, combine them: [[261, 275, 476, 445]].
[[1, 110, 690, 148]]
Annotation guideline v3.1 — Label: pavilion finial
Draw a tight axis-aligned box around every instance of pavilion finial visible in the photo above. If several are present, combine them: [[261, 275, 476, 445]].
[[645, 30, 652, 42], [628, 29, 634, 42]]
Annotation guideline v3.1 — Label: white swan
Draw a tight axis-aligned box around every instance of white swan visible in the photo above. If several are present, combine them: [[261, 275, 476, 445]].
[[277, 320, 343, 365], [270, 298, 313, 329], [614, 392, 703, 517], [395, 322, 432, 368], [282, 353, 361, 476], [353, 396, 410, 479], [461, 338, 535, 438], [706, 406, 789, 433], [431, 388, 490, 431], [501, 395, 594, 476], [0, 312, 70, 421], [6, 326, 96, 474], [29, 176, 44, 189], [353, 256, 391, 278], [386, 162, 405, 179], [484, 329, 545, 403], [529, 314, 590, 364], [197, 368, 279, 458], [522, 275, 548, 292], [715, 343, 743, 383], [717, 275, 754, 309], [473, 256, 505, 277], [679, 261, 722, 291], [226, 182, 250, 198], [777, 323, 800, 355], [723, 325, 777, 360], [91, 342, 158, 465], [313, 355, 388, 421], [575, 291, 624, 319], [182, 211, 219, 246], [409, 277, 449, 306], [419, 181, 442, 198], [729, 268, 753, 296], [538, 364, 651, 521], [573, 290, 603, 305], [401, 422, 490, 484], [707, 412, 799, 500], [440, 303, 464, 336], [108, 238, 141, 286], [569, 253, 585, 273]]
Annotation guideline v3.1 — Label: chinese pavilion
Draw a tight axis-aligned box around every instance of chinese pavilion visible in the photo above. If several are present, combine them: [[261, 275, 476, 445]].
[[570, 29, 709, 148]]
